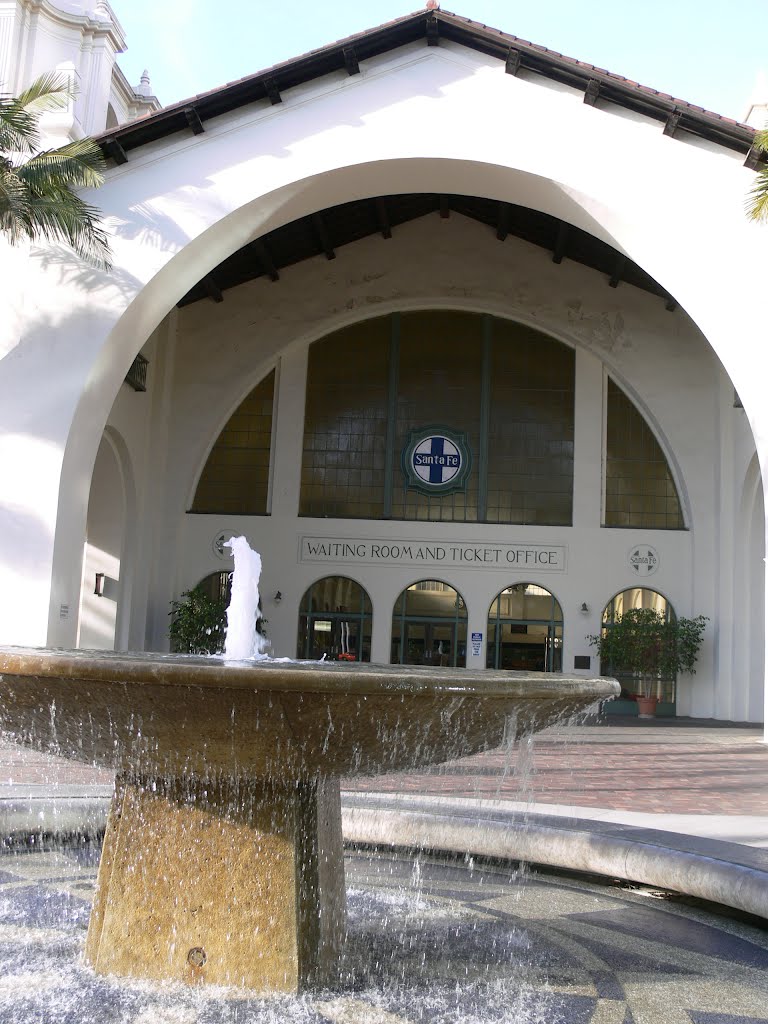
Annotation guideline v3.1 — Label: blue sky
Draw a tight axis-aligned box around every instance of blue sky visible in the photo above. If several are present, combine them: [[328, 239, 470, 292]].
[[115, 1, 768, 123]]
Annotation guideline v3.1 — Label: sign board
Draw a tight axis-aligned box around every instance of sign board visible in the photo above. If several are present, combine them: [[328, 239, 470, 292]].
[[628, 545, 659, 577], [471, 632, 483, 657], [300, 537, 566, 572], [402, 427, 472, 495]]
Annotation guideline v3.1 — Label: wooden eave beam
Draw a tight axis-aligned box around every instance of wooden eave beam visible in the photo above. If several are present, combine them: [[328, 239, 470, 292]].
[[184, 106, 205, 135], [609, 255, 626, 288], [496, 202, 511, 241], [426, 14, 439, 46], [251, 239, 280, 281], [552, 222, 569, 264], [203, 275, 223, 303], [505, 48, 522, 76], [343, 46, 360, 76], [263, 77, 282, 105], [663, 108, 681, 138], [744, 145, 764, 171], [103, 137, 127, 165], [375, 197, 392, 239], [584, 79, 600, 106], [312, 212, 336, 260]]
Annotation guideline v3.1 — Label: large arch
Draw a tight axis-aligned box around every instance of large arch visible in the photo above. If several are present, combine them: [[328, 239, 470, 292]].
[[1, 39, 765, 730]]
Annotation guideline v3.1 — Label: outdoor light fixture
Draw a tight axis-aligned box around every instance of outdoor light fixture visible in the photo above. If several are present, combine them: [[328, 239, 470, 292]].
[[94, 573, 105, 597], [579, 602, 589, 615], [274, 591, 282, 603]]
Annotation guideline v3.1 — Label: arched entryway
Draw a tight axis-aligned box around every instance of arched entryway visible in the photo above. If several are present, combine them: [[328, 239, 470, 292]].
[[486, 583, 563, 672], [600, 587, 676, 716], [391, 580, 467, 667], [297, 576, 372, 662]]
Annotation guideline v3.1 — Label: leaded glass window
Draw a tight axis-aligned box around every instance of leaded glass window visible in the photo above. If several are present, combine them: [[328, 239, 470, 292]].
[[604, 379, 683, 529], [191, 370, 275, 515]]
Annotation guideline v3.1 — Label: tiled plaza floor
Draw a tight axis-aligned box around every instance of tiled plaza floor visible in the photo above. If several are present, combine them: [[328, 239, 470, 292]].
[[0, 847, 766, 1023]]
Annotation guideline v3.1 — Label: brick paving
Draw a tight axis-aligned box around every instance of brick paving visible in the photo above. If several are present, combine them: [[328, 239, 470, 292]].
[[0, 721, 766, 815], [343, 723, 768, 815]]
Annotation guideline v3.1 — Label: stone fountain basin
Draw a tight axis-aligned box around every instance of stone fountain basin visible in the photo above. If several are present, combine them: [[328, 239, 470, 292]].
[[0, 646, 619, 992], [0, 647, 617, 779]]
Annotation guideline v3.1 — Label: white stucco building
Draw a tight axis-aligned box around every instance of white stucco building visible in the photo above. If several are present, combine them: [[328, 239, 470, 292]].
[[2, 2, 767, 727]]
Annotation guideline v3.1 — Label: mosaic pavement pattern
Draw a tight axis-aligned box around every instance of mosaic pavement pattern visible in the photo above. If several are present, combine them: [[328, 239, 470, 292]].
[[0, 845, 766, 1023]]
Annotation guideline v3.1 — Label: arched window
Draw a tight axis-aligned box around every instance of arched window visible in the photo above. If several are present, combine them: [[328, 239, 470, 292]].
[[391, 580, 467, 667], [191, 369, 275, 515], [487, 583, 563, 672], [600, 588, 676, 705], [301, 311, 575, 525], [604, 379, 684, 529], [297, 577, 372, 662]]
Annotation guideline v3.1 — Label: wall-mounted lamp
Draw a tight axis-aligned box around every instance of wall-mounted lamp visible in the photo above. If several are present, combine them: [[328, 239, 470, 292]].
[[274, 591, 282, 603], [579, 602, 589, 615], [94, 572, 105, 597]]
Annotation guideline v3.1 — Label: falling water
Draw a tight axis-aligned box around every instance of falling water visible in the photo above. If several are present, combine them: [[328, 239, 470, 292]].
[[223, 536, 267, 661]]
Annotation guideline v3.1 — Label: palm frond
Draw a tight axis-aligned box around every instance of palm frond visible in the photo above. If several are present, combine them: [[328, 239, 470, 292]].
[[11, 71, 73, 115], [20, 191, 112, 270], [17, 139, 106, 191], [0, 72, 111, 268], [746, 167, 768, 223], [0, 169, 30, 242], [753, 128, 768, 155], [0, 101, 40, 155]]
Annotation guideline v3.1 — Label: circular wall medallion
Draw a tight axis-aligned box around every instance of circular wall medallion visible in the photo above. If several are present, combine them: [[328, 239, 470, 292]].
[[402, 427, 472, 495], [212, 531, 234, 560], [628, 544, 659, 577]]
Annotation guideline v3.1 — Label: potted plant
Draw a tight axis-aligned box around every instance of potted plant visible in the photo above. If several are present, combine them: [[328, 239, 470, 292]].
[[169, 581, 268, 655], [168, 586, 228, 655], [587, 608, 707, 717]]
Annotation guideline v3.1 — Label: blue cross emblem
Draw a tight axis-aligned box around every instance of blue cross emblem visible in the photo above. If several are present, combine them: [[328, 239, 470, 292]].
[[412, 435, 462, 486]]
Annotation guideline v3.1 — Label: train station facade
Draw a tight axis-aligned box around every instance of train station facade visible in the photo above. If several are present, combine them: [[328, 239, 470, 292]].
[[2, 3, 767, 725]]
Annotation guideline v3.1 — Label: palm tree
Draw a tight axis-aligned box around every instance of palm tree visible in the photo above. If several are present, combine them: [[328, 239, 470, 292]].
[[747, 127, 768, 223], [0, 72, 111, 268]]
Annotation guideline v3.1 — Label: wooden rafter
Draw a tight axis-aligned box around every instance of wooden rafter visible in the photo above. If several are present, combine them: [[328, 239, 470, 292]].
[[343, 46, 360, 76], [203, 275, 223, 303], [184, 106, 205, 135], [312, 212, 336, 260], [375, 197, 392, 239], [251, 239, 280, 281], [552, 222, 569, 264]]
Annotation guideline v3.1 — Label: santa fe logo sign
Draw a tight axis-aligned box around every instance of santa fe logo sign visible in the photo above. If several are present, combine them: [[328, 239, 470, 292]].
[[402, 427, 472, 495]]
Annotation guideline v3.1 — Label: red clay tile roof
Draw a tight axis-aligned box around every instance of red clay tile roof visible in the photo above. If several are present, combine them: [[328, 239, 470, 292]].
[[99, 8, 759, 164]]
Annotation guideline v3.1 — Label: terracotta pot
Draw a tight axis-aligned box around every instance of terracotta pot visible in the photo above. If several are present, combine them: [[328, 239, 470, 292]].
[[636, 695, 658, 719]]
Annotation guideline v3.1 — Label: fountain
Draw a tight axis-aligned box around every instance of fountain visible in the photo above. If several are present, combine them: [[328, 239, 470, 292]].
[[0, 540, 618, 994]]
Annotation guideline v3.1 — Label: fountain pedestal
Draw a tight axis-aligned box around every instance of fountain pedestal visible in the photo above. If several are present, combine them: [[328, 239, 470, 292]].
[[0, 648, 618, 993], [86, 775, 345, 990]]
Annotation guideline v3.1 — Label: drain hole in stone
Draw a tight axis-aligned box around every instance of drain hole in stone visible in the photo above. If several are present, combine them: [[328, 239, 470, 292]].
[[187, 947, 207, 967]]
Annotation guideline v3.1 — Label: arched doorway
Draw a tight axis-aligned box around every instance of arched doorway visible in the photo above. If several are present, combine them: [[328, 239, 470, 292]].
[[297, 576, 372, 661], [600, 588, 676, 715], [391, 580, 467, 667], [486, 584, 563, 671]]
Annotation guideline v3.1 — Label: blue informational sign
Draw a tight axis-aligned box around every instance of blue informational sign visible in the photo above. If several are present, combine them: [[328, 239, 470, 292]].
[[470, 631, 482, 657], [402, 426, 471, 495]]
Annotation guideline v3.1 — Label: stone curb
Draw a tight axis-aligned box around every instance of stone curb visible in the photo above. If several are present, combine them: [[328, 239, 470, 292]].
[[2, 788, 767, 924], [342, 793, 768, 922], [0, 788, 112, 840]]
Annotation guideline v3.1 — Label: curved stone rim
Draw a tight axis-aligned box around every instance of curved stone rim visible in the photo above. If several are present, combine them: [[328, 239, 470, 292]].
[[0, 646, 620, 700]]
